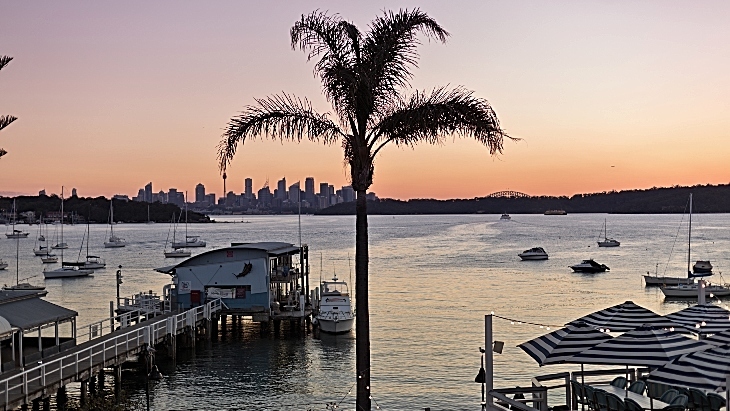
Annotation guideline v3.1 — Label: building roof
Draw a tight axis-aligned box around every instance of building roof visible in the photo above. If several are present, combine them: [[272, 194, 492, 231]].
[[0, 297, 77, 331], [0, 289, 48, 304], [155, 242, 301, 274]]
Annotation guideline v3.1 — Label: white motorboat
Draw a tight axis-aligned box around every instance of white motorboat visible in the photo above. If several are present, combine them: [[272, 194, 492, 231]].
[[315, 275, 354, 334], [0, 259, 7, 270], [570, 259, 609, 273], [41, 255, 58, 264], [544, 209, 567, 215], [104, 200, 127, 248], [44, 263, 94, 279], [500, 213, 511, 220], [693, 260, 713, 274], [518, 247, 549, 260], [597, 219, 620, 247], [661, 283, 730, 298], [5, 199, 29, 238]]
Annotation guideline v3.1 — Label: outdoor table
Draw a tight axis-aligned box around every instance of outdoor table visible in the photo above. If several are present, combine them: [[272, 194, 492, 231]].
[[593, 384, 670, 410]]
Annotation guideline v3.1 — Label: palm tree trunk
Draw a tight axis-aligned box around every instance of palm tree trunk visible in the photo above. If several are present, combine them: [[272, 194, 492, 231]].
[[355, 188, 371, 411]]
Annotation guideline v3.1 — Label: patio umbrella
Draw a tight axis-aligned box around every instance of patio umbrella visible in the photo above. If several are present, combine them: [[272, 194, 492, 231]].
[[567, 301, 683, 332], [569, 324, 713, 367], [665, 304, 730, 335], [646, 345, 730, 392], [704, 328, 730, 346], [518, 322, 613, 366]]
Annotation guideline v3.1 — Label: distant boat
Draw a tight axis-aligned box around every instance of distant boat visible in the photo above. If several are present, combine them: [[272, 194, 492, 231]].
[[41, 255, 58, 264], [104, 200, 127, 248], [518, 247, 549, 261], [5, 199, 30, 238], [500, 213, 511, 220], [544, 210, 567, 215], [661, 283, 730, 298], [172, 194, 206, 248], [693, 260, 713, 274], [164, 212, 191, 258], [0, 259, 7, 270], [44, 187, 94, 279], [597, 219, 620, 247], [570, 259, 609, 273]]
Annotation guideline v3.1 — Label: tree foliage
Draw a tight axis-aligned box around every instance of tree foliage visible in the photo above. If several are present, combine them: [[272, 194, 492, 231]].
[[0, 55, 17, 159]]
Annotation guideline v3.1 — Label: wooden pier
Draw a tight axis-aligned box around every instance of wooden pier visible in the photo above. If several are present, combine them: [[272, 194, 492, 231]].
[[0, 299, 221, 411]]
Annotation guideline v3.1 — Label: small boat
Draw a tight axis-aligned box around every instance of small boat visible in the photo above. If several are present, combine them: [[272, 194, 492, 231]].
[[104, 201, 127, 248], [43, 262, 94, 279], [164, 212, 191, 258], [0, 259, 7, 270], [2, 282, 45, 291], [518, 247, 549, 260], [5, 201, 29, 238], [33, 246, 55, 256], [164, 249, 191, 258], [83, 255, 106, 270], [51, 242, 68, 250], [500, 213, 511, 220], [544, 210, 567, 215], [315, 275, 354, 334], [643, 274, 693, 286], [597, 219, 620, 247], [693, 260, 713, 274], [41, 255, 58, 264], [172, 235, 206, 248], [570, 259, 609, 273], [661, 283, 730, 298]]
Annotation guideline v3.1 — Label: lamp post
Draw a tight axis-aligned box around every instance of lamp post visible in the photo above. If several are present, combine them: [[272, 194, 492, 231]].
[[116, 265, 123, 309]]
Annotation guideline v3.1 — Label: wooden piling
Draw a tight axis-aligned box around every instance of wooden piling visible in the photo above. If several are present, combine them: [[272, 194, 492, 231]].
[[80, 380, 88, 406], [56, 386, 68, 411], [114, 366, 122, 400]]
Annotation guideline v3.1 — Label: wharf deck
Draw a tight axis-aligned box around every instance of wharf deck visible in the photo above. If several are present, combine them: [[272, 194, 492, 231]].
[[0, 300, 220, 410]]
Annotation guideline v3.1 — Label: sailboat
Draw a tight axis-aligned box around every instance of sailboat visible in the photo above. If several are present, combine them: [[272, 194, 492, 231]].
[[661, 194, 730, 298], [44, 187, 94, 279], [164, 212, 191, 258], [3, 221, 45, 290], [172, 193, 205, 248], [82, 215, 106, 269], [104, 200, 127, 248], [0, 259, 7, 270], [5, 199, 30, 239], [33, 220, 55, 256], [51, 199, 69, 249], [597, 219, 620, 247]]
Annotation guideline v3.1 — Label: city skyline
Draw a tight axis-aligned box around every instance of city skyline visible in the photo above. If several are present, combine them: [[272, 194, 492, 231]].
[[1, 2, 729, 199]]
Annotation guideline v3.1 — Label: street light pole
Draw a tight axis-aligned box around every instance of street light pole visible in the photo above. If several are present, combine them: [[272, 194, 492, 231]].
[[116, 265, 123, 310]]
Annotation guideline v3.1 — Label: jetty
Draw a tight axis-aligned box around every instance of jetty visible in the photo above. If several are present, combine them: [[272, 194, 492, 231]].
[[0, 289, 221, 411]]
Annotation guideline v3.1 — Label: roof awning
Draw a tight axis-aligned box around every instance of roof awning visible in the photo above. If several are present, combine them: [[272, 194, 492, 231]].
[[0, 298, 77, 331]]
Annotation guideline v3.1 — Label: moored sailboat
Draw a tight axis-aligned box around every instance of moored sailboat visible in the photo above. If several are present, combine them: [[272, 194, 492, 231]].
[[104, 200, 127, 248]]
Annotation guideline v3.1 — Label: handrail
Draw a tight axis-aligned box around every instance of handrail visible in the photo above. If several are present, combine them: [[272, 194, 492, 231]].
[[75, 308, 151, 343], [490, 390, 541, 411], [1, 299, 221, 407]]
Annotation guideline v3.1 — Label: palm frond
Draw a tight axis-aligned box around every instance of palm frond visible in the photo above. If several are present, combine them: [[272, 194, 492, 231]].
[[0, 115, 17, 132], [0, 149, 6, 158], [0, 56, 12, 71], [291, 11, 361, 123], [217, 94, 345, 171], [371, 87, 513, 157], [361, 9, 449, 117]]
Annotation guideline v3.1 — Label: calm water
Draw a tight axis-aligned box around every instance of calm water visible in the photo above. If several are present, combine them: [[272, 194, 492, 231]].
[[2, 213, 730, 410]]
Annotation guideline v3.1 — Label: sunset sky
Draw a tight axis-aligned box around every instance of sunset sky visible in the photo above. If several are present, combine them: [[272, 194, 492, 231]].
[[1, 1, 728, 200]]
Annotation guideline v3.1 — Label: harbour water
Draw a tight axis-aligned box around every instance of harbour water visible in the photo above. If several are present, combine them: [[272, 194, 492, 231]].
[[2, 213, 730, 410]]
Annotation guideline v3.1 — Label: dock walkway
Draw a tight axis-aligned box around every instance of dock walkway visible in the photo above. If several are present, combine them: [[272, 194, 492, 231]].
[[0, 299, 220, 410]]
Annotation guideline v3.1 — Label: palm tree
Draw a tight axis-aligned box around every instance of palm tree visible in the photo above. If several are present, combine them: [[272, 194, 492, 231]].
[[0, 55, 17, 159], [218, 9, 511, 410]]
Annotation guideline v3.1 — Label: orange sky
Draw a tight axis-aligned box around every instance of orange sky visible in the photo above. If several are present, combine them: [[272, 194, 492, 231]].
[[1, 1, 728, 200]]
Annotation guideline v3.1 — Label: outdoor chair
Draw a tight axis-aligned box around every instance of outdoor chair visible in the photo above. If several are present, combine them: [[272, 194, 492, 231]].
[[706, 393, 725, 411], [676, 388, 692, 409], [606, 393, 627, 411], [688, 389, 712, 411], [649, 383, 676, 400], [593, 389, 609, 411], [670, 394, 688, 408], [661, 405, 688, 411], [624, 397, 644, 411], [585, 386, 597, 410], [572, 381, 588, 408], [659, 390, 679, 404], [611, 377, 628, 389], [629, 381, 647, 395]]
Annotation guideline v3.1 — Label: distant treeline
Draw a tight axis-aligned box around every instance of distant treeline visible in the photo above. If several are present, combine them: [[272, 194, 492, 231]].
[[0, 195, 210, 223], [317, 184, 730, 215]]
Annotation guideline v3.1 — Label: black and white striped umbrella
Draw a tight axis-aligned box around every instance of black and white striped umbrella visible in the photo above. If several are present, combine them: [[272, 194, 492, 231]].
[[704, 328, 730, 346], [518, 322, 613, 366], [567, 301, 683, 332], [665, 304, 730, 335], [568, 325, 713, 366], [647, 345, 730, 392]]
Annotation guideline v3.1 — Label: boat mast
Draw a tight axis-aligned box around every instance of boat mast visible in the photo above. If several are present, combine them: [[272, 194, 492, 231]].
[[110, 200, 114, 238], [688, 193, 692, 276], [184, 192, 188, 240], [60, 187, 64, 263], [15, 200, 19, 285]]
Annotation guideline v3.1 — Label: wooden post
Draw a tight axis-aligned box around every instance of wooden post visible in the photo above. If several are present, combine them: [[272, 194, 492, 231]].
[[114, 366, 122, 400], [42, 396, 50, 411], [80, 380, 88, 406], [99, 369, 105, 392], [56, 386, 68, 411]]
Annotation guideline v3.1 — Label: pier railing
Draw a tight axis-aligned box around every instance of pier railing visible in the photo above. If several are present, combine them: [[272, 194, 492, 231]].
[[75, 307, 158, 344], [1, 299, 221, 407]]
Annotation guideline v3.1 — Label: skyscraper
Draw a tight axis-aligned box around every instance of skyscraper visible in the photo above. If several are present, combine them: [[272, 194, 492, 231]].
[[244, 178, 253, 199], [305, 177, 315, 204], [277, 178, 287, 200], [195, 183, 206, 203], [144, 182, 152, 203], [288, 182, 301, 203], [341, 186, 355, 202]]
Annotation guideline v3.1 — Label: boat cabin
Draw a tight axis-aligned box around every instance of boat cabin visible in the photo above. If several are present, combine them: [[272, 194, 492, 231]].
[[156, 242, 311, 321]]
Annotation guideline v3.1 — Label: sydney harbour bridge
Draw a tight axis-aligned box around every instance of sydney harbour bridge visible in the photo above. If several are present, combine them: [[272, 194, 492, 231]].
[[487, 191, 530, 199]]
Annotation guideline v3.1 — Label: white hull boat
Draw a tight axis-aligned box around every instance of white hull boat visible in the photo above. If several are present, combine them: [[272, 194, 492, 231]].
[[570, 259, 609, 273], [500, 213, 511, 220], [5, 231, 29, 239], [104, 201, 126, 248], [172, 236, 206, 248], [2, 282, 45, 291], [661, 284, 730, 298], [83, 256, 106, 269], [34, 246, 54, 256], [518, 247, 548, 260], [0, 259, 7, 270], [643, 275, 693, 286], [44, 265, 94, 279], [315, 276, 354, 334], [41, 256, 58, 264], [597, 219, 620, 247], [164, 249, 191, 258], [51, 242, 68, 250]]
